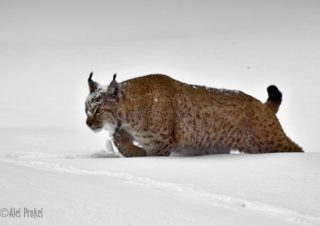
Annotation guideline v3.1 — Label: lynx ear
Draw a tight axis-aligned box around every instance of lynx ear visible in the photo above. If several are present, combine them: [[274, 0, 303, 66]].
[[107, 73, 119, 100], [88, 72, 99, 93]]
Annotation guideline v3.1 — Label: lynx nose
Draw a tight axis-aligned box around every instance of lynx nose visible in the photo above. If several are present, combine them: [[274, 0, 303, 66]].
[[86, 118, 93, 128]]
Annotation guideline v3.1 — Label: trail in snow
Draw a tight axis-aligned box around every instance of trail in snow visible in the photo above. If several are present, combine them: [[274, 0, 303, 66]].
[[1, 153, 319, 226]]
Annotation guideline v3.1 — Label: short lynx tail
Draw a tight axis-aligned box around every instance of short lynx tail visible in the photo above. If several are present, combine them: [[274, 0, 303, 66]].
[[265, 85, 282, 114]]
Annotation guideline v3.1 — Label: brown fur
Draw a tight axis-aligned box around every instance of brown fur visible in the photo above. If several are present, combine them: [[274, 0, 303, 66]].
[[85, 74, 303, 157]]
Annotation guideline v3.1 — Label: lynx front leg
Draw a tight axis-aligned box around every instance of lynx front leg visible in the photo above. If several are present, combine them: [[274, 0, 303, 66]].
[[113, 128, 147, 157]]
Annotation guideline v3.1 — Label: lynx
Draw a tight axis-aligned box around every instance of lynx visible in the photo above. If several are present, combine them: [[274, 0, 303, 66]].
[[85, 72, 303, 157]]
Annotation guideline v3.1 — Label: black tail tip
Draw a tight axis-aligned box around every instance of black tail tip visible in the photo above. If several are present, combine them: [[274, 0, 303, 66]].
[[267, 85, 282, 102]]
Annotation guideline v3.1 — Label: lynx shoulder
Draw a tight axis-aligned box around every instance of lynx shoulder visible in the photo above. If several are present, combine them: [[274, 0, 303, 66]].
[[85, 73, 302, 157]]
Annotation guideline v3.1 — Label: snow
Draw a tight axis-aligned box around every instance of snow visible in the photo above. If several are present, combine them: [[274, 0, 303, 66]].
[[0, 129, 320, 226], [1, 0, 320, 225], [1, 146, 320, 225]]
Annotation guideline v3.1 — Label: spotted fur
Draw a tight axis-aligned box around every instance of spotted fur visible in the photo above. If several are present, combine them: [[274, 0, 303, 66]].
[[85, 73, 303, 157]]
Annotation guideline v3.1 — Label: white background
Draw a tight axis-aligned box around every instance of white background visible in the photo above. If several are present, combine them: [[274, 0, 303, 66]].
[[1, 0, 319, 151]]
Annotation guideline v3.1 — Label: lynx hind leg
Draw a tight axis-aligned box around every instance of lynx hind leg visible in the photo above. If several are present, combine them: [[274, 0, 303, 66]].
[[272, 135, 303, 153], [113, 128, 147, 157], [241, 104, 303, 153], [259, 120, 303, 153], [241, 129, 303, 153]]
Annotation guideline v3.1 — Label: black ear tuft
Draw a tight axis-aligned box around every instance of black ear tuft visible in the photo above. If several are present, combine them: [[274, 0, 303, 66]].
[[88, 72, 93, 82], [267, 85, 282, 102], [88, 71, 99, 93], [107, 73, 119, 101]]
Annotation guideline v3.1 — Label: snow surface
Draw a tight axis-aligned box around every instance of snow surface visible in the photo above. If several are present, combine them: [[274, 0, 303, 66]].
[[0, 129, 320, 226], [1, 0, 320, 225]]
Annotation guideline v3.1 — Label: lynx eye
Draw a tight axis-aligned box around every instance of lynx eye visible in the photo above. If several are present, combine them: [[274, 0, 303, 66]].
[[95, 108, 103, 115]]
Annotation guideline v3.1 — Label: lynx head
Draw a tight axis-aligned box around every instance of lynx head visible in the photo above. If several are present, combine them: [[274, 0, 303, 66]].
[[85, 72, 120, 132]]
